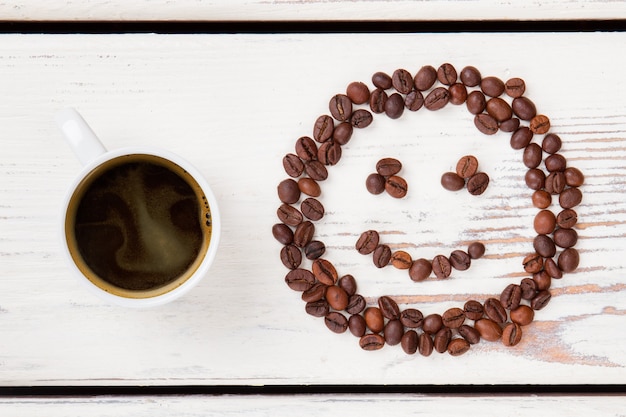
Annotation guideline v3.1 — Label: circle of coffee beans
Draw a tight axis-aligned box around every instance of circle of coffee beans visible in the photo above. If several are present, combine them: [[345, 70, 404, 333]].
[[275, 63, 583, 356]]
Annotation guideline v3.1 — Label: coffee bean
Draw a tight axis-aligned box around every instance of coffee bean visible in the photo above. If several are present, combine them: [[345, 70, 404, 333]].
[[544, 257, 563, 279], [376, 157, 402, 176], [295, 136, 318, 161], [359, 333, 385, 351], [456, 155, 479, 179], [532, 190, 552, 209], [298, 177, 321, 197], [283, 153, 304, 177], [460, 65, 481, 87], [533, 270, 551, 291], [326, 285, 349, 311], [414, 65, 437, 90], [369, 88, 388, 114], [530, 114, 550, 134], [458, 324, 481, 344], [530, 289, 552, 310], [484, 297, 507, 324], [392, 68, 414, 94], [385, 93, 405, 119], [467, 242, 486, 259], [486, 97, 513, 122], [293, 220, 315, 248], [409, 258, 432, 281], [366, 173, 386, 195], [333, 122, 353, 145], [510, 126, 533, 150], [313, 115, 334, 143], [329, 94, 353, 122], [325, 311, 348, 333], [560, 187, 583, 209], [424, 87, 450, 111], [545, 154, 567, 172], [349, 314, 367, 337], [448, 338, 471, 356], [385, 175, 408, 198], [474, 318, 502, 342], [312, 258, 338, 285], [280, 244, 302, 270], [378, 295, 401, 320], [449, 250, 471, 271], [505, 77, 526, 98], [499, 117, 520, 133], [285, 268, 315, 291], [463, 300, 484, 321], [272, 223, 294, 245], [301, 197, 324, 221], [545, 172, 566, 195], [500, 283, 522, 310], [542, 133, 562, 154], [318, 140, 342, 166], [523, 143, 543, 168], [520, 277, 538, 300], [525, 168, 546, 191], [534, 209, 556, 235], [346, 294, 366, 315], [400, 308, 424, 328], [422, 313, 443, 334], [556, 208, 578, 229], [405, 90, 424, 111], [467, 172, 490, 195], [391, 250, 413, 269], [301, 282, 327, 303], [401, 330, 419, 354], [432, 254, 452, 279], [564, 167, 585, 187], [449, 83, 468, 105], [346, 81, 370, 104], [305, 299, 329, 317], [277, 178, 301, 204], [480, 76, 505, 97], [553, 227, 578, 248], [523, 253, 543, 274], [441, 172, 465, 191], [512, 96, 537, 120], [372, 71, 392, 89], [474, 113, 498, 135], [418, 332, 434, 356], [364, 307, 385, 333], [466, 91, 487, 114], [558, 248, 580, 272], [501, 322, 523, 347], [350, 109, 373, 128], [437, 63, 457, 85], [510, 305, 534, 326], [373, 244, 392, 268], [304, 160, 328, 181], [533, 234, 556, 258], [384, 319, 404, 345], [277, 203, 303, 227], [434, 327, 452, 353], [356, 230, 380, 255], [338, 274, 357, 296], [442, 307, 465, 329]]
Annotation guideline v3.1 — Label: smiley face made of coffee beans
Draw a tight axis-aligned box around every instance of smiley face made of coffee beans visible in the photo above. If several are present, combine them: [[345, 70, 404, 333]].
[[273, 63, 583, 357]]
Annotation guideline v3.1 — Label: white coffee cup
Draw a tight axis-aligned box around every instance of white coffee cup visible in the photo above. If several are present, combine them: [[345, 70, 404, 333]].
[[57, 108, 220, 308]]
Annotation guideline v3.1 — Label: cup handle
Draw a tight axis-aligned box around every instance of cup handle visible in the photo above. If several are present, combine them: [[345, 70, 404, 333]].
[[55, 107, 107, 166]]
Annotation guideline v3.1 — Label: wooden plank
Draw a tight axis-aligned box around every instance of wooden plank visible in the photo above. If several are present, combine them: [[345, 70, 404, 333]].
[[0, 32, 625, 386]]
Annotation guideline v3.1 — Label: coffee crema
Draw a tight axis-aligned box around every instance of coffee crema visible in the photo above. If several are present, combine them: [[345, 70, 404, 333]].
[[65, 154, 213, 298]]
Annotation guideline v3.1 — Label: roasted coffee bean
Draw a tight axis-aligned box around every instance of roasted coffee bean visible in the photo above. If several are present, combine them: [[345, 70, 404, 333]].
[[486, 97, 513, 122], [441, 172, 465, 191], [409, 258, 432, 281], [318, 140, 342, 166], [283, 153, 305, 177], [338, 274, 357, 296], [272, 223, 294, 245], [372, 71, 392, 89], [520, 277, 538, 300], [530, 114, 550, 134], [500, 284, 522, 310], [474, 318, 503, 342], [376, 157, 402, 176], [326, 285, 349, 311], [458, 324, 481, 344], [510, 305, 534, 326], [392, 68, 414, 94], [545, 172, 566, 195], [442, 307, 465, 329], [532, 190, 552, 209], [512, 96, 537, 120], [533, 234, 556, 258], [530, 289, 552, 310], [557, 208, 578, 229], [434, 327, 452, 353], [467, 172, 490, 195], [466, 90, 487, 114], [484, 297, 507, 324], [525, 168, 546, 191], [510, 126, 533, 150], [277, 203, 303, 227], [448, 338, 471, 356], [346, 81, 370, 104], [280, 244, 302, 270], [564, 167, 585, 187], [349, 314, 367, 337], [505, 77, 526, 98], [385, 175, 408, 198], [384, 319, 404, 346], [401, 330, 419, 354], [474, 113, 498, 135], [333, 122, 353, 145], [480, 76, 505, 97], [369, 88, 388, 114], [559, 187, 583, 209], [544, 257, 563, 279], [304, 240, 326, 261], [301, 282, 328, 303], [295, 136, 318, 161], [463, 299, 484, 321], [534, 209, 556, 235], [523, 143, 543, 168], [350, 109, 373, 128], [356, 230, 380, 255], [523, 253, 543, 274], [460, 65, 481, 87], [432, 255, 452, 279], [391, 250, 413, 269], [405, 90, 425, 111], [502, 322, 523, 347], [418, 332, 434, 356], [364, 307, 385, 333], [373, 244, 392, 268], [366, 173, 386, 195], [422, 313, 443, 334], [384, 93, 405, 119], [499, 117, 521, 133], [449, 83, 468, 105], [305, 300, 329, 317], [400, 308, 424, 328], [312, 258, 338, 285], [298, 178, 321, 197], [346, 294, 366, 315], [468, 242, 486, 259], [285, 268, 315, 291], [449, 250, 471, 271], [329, 94, 353, 122], [304, 160, 328, 181], [360, 333, 385, 351], [554, 227, 578, 248], [437, 63, 457, 85], [313, 114, 334, 143], [424, 87, 450, 111], [542, 133, 562, 154], [414, 65, 437, 90], [301, 197, 324, 221], [325, 311, 348, 333], [456, 155, 479, 179], [533, 270, 551, 291], [378, 295, 401, 320], [293, 220, 315, 248], [545, 154, 567, 172], [277, 178, 301, 204], [558, 247, 580, 272]]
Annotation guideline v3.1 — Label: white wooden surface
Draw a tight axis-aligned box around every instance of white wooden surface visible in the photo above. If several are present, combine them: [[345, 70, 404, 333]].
[[1, 0, 626, 21], [1, 33, 625, 398]]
